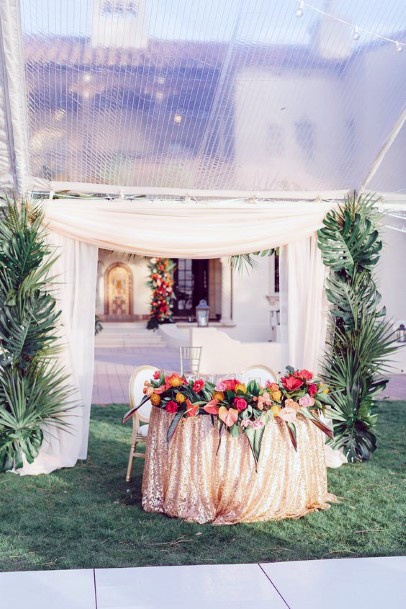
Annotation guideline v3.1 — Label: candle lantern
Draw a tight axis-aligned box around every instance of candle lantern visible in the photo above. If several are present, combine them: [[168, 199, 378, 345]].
[[196, 299, 210, 327]]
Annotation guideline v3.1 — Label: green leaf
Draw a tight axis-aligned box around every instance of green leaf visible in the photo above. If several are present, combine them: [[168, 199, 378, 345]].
[[244, 423, 266, 465], [166, 410, 184, 444], [286, 422, 297, 451]]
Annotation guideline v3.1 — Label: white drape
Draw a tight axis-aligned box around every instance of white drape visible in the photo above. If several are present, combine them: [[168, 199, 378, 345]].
[[18, 233, 98, 475], [17, 197, 334, 475], [43, 199, 334, 256], [280, 236, 328, 373]]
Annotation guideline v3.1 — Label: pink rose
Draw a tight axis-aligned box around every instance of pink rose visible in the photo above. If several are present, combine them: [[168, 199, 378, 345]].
[[215, 381, 227, 392], [153, 370, 161, 379], [234, 397, 248, 412], [299, 395, 315, 408], [193, 379, 205, 393], [278, 405, 297, 423], [165, 401, 179, 413]]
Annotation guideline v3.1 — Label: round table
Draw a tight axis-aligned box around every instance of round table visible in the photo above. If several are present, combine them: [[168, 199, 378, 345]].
[[142, 407, 336, 524]]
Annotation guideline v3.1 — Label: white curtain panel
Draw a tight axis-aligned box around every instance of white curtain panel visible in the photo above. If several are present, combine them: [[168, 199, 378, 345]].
[[18, 233, 98, 475], [280, 235, 328, 373], [17, 197, 334, 475]]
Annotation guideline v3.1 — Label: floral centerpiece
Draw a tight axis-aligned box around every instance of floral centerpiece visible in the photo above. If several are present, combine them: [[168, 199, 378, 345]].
[[123, 366, 333, 463]]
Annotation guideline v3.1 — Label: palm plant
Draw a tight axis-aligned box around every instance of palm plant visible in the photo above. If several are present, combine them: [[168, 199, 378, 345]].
[[0, 194, 72, 471], [318, 192, 398, 462]]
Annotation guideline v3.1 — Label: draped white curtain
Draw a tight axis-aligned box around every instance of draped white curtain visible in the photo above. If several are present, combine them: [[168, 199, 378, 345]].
[[280, 236, 328, 373], [18, 233, 98, 475], [17, 197, 334, 475]]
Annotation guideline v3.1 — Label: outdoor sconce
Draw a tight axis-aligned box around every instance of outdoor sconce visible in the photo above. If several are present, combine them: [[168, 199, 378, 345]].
[[396, 323, 406, 343], [196, 299, 210, 327]]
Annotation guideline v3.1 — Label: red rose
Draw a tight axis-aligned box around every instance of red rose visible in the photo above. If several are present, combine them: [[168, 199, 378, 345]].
[[308, 383, 318, 397], [234, 397, 248, 412], [224, 379, 239, 391], [281, 376, 304, 391], [296, 369, 313, 381], [193, 379, 205, 393], [165, 401, 178, 413], [153, 370, 161, 380]]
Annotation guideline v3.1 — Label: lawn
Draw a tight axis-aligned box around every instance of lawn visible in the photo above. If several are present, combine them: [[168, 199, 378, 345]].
[[0, 401, 404, 572]]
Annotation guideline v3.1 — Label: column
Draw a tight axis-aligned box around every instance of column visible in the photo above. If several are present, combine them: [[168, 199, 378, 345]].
[[220, 257, 233, 324]]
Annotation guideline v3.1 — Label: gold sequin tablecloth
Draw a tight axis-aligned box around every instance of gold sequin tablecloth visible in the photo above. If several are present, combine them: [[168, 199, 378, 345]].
[[142, 408, 336, 525]]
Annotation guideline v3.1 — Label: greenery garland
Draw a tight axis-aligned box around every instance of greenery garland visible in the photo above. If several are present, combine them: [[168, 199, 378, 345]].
[[0, 196, 72, 472], [146, 257, 175, 330], [318, 192, 398, 462]]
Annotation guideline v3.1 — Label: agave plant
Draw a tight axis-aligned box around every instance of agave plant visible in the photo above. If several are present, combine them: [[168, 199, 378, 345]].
[[0, 194, 72, 471], [318, 192, 398, 462]]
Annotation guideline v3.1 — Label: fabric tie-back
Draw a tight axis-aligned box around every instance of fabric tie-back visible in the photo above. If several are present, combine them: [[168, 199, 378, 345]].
[[43, 199, 335, 257]]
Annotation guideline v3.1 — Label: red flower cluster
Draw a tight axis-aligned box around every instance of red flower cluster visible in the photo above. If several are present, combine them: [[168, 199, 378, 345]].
[[147, 258, 175, 323], [281, 369, 313, 391]]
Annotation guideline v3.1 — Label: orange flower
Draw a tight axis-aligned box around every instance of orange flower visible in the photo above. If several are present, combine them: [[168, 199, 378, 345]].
[[234, 383, 247, 393], [218, 406, 238, 427], [213, 391, 224, 402], [267, 382, 279, 392], [271, 405, 281, 417], [165, 373, 185, 389], [185, 399, 199, 417], [150, 393, 161, 406], [285, 398, 301, 411], [270, 390, 282, 402], [175, 392, 186, 403]]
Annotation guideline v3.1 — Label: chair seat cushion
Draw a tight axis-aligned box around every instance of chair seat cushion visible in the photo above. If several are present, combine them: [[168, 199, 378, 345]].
[[138, 424, 149, 437]]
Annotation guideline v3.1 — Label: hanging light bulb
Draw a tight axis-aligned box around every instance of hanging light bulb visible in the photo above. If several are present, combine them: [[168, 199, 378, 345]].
[[353, 27, 360, 41], [396, 41, 403, 52], [296, 1, 304, 18]]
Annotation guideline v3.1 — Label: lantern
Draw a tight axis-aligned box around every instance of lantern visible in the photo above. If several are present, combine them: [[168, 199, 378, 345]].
[[196, 299, 210, 327], [396, 323, 406, 343]]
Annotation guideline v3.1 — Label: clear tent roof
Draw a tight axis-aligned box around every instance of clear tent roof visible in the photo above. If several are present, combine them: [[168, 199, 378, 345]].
[[0, 0, 405, 197]]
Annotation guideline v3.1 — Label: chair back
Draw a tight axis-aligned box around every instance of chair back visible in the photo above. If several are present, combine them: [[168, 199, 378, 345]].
[[240, 365, 277, 386], [179, 346, 202, 376], [129, 365, 159, 423]]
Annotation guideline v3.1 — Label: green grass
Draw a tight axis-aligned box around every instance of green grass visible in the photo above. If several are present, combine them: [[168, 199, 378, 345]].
[[0, 402, 405, 572]]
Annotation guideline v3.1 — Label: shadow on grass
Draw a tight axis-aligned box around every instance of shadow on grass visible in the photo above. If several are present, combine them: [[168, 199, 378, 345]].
[[0, 402, 405, 572]]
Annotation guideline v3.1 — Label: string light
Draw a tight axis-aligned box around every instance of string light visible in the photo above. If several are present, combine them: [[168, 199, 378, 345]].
[[295, 1, 304, 18], [296, 2, 405, 53]]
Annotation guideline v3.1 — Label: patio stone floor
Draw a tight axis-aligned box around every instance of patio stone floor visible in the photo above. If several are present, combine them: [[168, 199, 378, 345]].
[[92, 346, 406, 405]]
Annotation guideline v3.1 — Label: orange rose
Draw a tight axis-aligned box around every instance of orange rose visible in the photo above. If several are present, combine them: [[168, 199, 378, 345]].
[[175, 393, 186, 403], [213, 391, 224, 402]]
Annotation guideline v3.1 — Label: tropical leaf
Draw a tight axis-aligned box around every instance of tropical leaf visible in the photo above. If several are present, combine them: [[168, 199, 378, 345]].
[[318, 191, 400, 462], [244, 423, 266, 465]]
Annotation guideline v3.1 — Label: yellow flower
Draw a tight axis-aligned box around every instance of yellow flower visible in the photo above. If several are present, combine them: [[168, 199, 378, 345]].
[[235, 383, 247, 393], [271, 405, 281, 417], [213, 391, 224, 401], [175, 392, 186, 403], [150, 393, 161, 406], [319, 383, 330, 394], [271, 390, 282, 403]]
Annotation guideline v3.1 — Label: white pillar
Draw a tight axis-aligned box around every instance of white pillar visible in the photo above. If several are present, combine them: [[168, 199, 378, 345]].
[[220, 258, 233, 324]]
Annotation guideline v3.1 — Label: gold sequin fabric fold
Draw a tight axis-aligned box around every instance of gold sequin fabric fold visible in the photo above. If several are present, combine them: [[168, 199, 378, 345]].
[[142, 408, 337, 525]]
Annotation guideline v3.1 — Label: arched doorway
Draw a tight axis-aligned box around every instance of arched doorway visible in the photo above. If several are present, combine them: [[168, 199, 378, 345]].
[[104, 262, 133, 320]]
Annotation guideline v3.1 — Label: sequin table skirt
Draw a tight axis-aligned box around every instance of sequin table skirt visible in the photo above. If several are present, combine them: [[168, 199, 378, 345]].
[[142, 408, 336, 525]]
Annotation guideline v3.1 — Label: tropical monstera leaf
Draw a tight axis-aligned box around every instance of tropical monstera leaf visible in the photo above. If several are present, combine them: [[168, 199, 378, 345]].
[[318, 192, 399, 463]]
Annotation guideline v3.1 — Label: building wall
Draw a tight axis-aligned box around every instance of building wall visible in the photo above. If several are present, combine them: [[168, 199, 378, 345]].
[[376, 224, 406, 324], [96, 250, 150, 319]]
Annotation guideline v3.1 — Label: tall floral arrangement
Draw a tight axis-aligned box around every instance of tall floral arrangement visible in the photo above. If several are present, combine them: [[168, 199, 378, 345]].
[[146, 258, 175, 330]]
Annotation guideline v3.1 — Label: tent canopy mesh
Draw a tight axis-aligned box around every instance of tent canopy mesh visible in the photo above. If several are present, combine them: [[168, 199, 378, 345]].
[[0, 0, 405, 198]]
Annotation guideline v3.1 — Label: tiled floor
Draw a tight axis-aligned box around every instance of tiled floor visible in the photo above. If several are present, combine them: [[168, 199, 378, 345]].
[[1, 557, 404, 609]]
